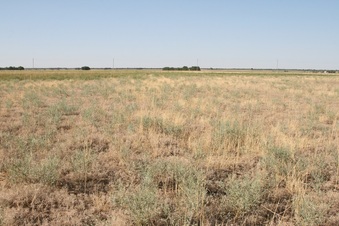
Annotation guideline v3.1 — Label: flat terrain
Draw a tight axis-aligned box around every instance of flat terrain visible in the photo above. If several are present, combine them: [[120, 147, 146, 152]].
[[0, 70, 338, 225]]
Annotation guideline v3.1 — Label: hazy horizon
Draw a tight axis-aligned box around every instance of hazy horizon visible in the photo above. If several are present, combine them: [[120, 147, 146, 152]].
[[1, 1, 338, 70]]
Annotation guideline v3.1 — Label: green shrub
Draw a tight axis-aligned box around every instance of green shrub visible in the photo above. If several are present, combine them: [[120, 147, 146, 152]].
[[146, 159, 205, 224], [222, 174, 263, 216], [7, 154, 60, 186], [142, 116, 186, 139], [293, 195, 327, 226], [211, 120, 249, 152], [263, 146, 294, 184], [113, 159, 205, 225], [35, 156, 60, 185]]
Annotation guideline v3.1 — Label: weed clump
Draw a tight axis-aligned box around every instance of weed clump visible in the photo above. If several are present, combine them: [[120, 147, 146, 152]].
[[113, 158, 205, 225]]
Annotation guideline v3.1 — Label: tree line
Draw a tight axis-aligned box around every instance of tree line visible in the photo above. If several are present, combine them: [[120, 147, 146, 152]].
[[163, 66, 201, 71], [0, 66, 24, 70]]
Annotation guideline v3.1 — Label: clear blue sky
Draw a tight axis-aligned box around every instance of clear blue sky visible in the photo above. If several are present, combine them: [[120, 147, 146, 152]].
[[1, 0, 338, 69]]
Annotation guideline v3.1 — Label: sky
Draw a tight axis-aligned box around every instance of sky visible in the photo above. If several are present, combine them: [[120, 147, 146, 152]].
[[1, 0, 338, 69]]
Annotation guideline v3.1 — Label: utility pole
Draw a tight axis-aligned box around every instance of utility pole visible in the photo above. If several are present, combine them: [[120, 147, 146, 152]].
[[113, 58, 115, 69], [276, 59, 279, 70], [32, 58, 35, 69], [197, 58, 199, 67]]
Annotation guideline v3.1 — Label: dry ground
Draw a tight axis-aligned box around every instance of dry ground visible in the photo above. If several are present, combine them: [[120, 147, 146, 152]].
[[0, 70, 338, 225]]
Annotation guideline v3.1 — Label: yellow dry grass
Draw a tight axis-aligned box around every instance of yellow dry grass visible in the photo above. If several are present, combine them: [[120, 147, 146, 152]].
[[0, 70, 338, 225]]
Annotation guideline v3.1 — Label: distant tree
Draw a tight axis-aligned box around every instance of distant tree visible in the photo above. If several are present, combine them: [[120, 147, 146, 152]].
[[81, 66, 91, 70], [162, 66, 200, 71], [163, 67, 175, 71], [189, 66, 201, 71], [327, 70, 336, 73]]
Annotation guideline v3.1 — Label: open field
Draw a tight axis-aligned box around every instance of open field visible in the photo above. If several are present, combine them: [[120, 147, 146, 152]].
[[0, 70, 338, 225]]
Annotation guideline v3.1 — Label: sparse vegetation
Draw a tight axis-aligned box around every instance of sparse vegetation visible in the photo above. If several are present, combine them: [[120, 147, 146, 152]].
[[0, 70, 338, 225]]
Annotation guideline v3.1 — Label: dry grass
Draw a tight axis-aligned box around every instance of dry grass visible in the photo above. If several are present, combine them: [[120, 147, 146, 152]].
[[0, 70, 338, 225]]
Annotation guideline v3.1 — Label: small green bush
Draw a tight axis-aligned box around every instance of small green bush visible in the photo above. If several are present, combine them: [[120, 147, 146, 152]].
[[222, 174, 263, 216], [263, 146, 294, 183], [293, 195, 327, 226], [211, 120, 249, 152]]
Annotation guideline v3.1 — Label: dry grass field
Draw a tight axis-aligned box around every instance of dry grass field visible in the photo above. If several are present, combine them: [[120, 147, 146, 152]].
[[0, 70, 338, 225]]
